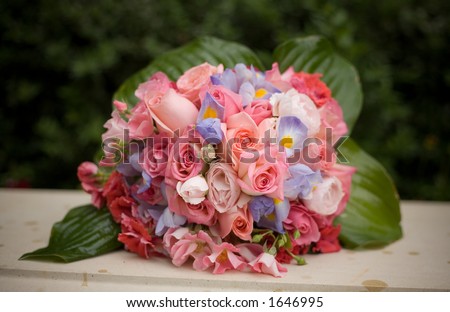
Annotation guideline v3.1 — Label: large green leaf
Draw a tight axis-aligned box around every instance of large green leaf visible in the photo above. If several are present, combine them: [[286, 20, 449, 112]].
[[336, 139, 402, 248], [20, 205, 122, 262], [273, 36, 363, 133], [114, 36, 264, 108]]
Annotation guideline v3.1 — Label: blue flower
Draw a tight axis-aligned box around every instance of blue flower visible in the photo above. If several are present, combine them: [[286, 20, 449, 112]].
[[277, 116, 308, 157], [249, 196, 290, 233], [284, 164, 322, 199], [196, 118, 223, 144]]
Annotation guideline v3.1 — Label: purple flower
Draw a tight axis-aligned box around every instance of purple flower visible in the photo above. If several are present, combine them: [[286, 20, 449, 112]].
[[155, 207, 187, 236], [197, 92, 225, 123], [249, 196, 290, 234], [211, 63, 279, 107], [284, 164, 322, 200], [196, 118, 223, 144], [277, 116, 308, 157]]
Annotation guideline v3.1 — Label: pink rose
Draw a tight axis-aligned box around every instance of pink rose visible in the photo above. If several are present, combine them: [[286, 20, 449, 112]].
[[127, 101, 154, 140], [290, 72, 332, 108], [283, 202, 321, 246], [146, 88, 198, 135], [77, 161, 104, 208], [265, 62, 295, 92], [206, 163, 250, 213], [199, 85, 243, 121], [166, 186, 217, 226], [243, 99, 272, 125], [226, 112, 262, 170], [176, 62, 223, 107], [142, 133, 172, 178], [135, 72, 174, 102], [165, 131, 204, 187], [217, 205, 253, 241], [237, 144, 288, 200], [303, 176, 344, 216]]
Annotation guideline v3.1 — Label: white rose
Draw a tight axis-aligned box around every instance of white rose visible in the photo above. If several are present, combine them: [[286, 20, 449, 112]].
[[270, 89, 321, 136], [176, 175, 209, 205], [303, 176, 344, 215]]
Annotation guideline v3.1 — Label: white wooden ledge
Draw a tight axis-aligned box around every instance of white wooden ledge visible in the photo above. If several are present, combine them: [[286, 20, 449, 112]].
[[0, 189, 449, 291]]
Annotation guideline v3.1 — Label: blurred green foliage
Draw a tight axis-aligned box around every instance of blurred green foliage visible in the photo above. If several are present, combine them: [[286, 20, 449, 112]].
[[1, 0, 449, 200]]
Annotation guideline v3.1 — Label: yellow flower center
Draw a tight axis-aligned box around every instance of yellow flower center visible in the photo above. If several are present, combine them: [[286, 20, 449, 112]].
[[255, 88, 268, 99], [273, 198, 282, 205], [217, 249, 228, 263], [266, 212, 276, 221], [203, 107, 217, 119], [280, 135, 294, 149]]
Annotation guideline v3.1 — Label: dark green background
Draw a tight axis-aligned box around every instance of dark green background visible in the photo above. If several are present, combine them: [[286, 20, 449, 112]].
[[1, 0, 449, 200]]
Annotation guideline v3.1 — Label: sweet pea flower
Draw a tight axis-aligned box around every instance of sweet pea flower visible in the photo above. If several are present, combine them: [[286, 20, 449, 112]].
[[176, 175, 209, 205], [176, 62, 223, 107], [248, 252, 287, 278], [248, 196, 290, 234], [113, 100, 128, 113], [203, 242, 246, 274], [77, 161, 104, 208], [303, 176, 344, 216], [290, 72, 332, 107], [265, 63, 295, 92], [118, 214, 155, 259], [270, 89, 321, 136], [283, 164, 322, 200], [168, 230, 217, 271]]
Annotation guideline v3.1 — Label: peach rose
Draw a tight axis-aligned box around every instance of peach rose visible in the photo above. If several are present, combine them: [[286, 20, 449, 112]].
[[146, 88, 198, 135], [176, 63, 223, 107]]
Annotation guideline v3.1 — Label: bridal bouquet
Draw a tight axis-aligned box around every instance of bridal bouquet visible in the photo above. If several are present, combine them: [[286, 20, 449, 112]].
[[21, 37, 402, 277]]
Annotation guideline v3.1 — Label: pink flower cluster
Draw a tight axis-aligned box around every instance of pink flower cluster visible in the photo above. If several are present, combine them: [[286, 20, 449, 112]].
[[78, 62, 355, 277]]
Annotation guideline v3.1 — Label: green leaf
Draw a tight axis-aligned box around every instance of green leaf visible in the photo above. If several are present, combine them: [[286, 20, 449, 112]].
[[335, 139, 402, 248], [20, 205, 122, 262], [273, 36, 363, 133], [114, 36, 264, 108]]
